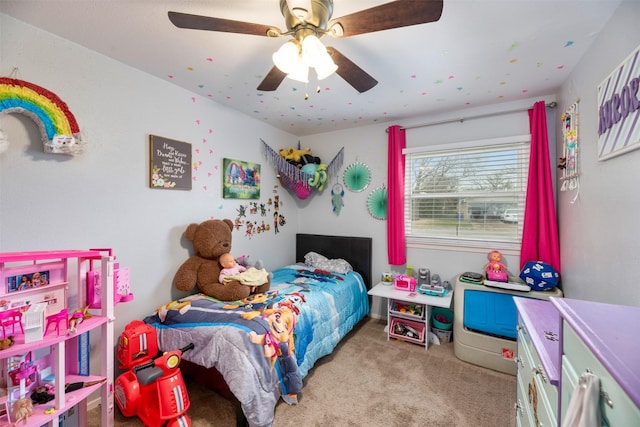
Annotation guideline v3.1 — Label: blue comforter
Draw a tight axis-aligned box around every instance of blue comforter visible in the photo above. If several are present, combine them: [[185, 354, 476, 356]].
[[143, 264, 369, 427]]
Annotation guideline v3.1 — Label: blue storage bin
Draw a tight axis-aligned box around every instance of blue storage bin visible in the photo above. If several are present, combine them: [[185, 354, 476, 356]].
[[463, 290, 517, 339]]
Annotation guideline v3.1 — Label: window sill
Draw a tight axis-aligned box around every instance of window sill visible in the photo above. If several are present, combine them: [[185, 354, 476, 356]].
[[406, 236, 521, 256]]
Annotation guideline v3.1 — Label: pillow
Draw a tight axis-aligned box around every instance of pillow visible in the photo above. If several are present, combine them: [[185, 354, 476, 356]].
[[304, 252, 353, 274], [304, 251, 327, 267]]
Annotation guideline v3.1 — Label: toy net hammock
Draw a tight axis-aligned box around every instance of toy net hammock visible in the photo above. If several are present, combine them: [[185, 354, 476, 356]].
[[261, 139, 344, 200]]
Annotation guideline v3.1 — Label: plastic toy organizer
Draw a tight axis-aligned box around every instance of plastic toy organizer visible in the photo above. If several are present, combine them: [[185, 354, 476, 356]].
[[389, 317, 426, 345], [389, 300, 425, 319]]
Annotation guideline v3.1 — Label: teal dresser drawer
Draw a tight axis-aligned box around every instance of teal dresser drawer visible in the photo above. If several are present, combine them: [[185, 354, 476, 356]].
[[562, 323, 640, 426]]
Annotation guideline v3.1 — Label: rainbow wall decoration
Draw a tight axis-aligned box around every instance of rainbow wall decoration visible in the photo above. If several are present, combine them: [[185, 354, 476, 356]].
[[0, 77, 85, 155]]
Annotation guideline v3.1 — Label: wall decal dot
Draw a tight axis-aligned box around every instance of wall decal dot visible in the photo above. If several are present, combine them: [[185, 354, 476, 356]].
[[226, 96, 231, 99], [202, 138, 207, 143], [411, 75, 417, 78], [434, 79, 443, 84], [188, 67, 193, 71], [510, 59, 517, 63], [208, 172, 212, 177], [206, 58, 213, 62], [498, 95, 504, 99], [448, 75, 454, 79], [466, 102, 471, 105], [196, 119, 200, 124], [168, 75, 174, 78], [500, 81, 506, 85], [209, 129, 213, 133], [522, 89, 529, 93], [257, 93, 263, 96], [421, 92, 427, 95], [457, 87, 463, 91], [508, 42, 520, 51], [198, 84, 204, 88], [564, 41, 574, 47], [214, 165, 219, 170], [203, 185, 207, 190], [193, 176, 197, 181], [557, 65, 564, 70], [195, 148, 200, 154], [209, 149, 213, 154], [191, 97, 196, 102], [537, 62, 543, 67]]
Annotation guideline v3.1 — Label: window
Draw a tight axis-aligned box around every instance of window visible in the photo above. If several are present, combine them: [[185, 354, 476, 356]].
[[403, 135, 530, 250]]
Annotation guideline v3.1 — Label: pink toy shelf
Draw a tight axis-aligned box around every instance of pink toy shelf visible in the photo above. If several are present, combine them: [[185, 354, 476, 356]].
[[0, 249, 132, 427]]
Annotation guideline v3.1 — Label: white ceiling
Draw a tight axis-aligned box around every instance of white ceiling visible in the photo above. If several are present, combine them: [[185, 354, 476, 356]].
[[1, 0, 623, 136]]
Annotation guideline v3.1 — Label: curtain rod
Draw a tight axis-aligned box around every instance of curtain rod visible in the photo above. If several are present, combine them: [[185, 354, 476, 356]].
[[387, 101, 557, 132]]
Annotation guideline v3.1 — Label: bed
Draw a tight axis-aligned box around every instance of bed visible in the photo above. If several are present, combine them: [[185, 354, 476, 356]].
[[142, 234, 372, 427]]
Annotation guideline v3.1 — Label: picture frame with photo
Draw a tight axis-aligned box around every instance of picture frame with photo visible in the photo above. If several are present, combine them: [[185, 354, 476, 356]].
[[6, 270, 50, 293]]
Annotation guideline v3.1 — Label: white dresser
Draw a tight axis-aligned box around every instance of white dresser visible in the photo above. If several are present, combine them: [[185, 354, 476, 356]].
[[514, 298, 562, 427], [552, 297, 640, 426]]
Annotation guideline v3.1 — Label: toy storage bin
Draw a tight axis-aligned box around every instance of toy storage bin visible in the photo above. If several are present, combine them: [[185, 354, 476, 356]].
[[431, 307, 453, 343], [389, 317, 425, 344], [389, 299, 425, 319]]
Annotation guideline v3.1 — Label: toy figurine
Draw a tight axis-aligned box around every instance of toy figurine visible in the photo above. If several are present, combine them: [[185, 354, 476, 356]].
[[68, 306, 92, 334], [485, 250, 508, 282], [11, 397, 33, 425]]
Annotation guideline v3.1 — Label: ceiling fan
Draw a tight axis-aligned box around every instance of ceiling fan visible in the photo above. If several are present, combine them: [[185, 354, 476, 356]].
[[168, 0, 443, 93]]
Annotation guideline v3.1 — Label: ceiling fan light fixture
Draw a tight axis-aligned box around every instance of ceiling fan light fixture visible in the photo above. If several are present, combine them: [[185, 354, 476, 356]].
[[315, 56, 338, 80], [301, 35, 327, 68], [272, 40, 300, 74], [285, 58, 309, 83]]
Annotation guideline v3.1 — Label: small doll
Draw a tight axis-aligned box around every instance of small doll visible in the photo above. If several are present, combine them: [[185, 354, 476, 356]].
[[218, 253, 247, 283], [68, 306, 92, 334], [12, 397, 33, 425], [485, 250, 508, 282]]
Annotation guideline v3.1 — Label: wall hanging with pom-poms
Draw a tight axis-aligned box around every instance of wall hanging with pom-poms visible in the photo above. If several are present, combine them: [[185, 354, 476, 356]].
[[0, 72, 86, 156], [261, 139, 344, 200]]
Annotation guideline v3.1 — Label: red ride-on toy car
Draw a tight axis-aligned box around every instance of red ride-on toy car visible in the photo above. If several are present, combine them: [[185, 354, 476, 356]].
[[115, 320, 194, 427]]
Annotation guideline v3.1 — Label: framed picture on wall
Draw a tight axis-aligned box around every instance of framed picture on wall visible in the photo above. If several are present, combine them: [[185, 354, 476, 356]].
[[149, 135, 192, 189], [222, 158, 261, 199]]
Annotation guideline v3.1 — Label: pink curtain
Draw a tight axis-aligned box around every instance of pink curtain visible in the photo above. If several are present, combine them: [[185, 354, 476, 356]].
[[520, 101, 561, 273], [387, 125, 406, 265]]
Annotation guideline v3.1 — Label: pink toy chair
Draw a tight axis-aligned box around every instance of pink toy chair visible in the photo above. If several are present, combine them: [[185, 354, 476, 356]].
[[0, 309, 25, 338], [45, 308, 69, 336]]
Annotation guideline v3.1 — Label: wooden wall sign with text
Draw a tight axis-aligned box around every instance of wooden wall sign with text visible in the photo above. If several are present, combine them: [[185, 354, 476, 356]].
[[149, 135, 192, 190]]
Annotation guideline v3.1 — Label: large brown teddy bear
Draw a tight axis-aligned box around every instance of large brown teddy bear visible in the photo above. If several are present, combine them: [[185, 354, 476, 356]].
[[174, 219, 270, 301]]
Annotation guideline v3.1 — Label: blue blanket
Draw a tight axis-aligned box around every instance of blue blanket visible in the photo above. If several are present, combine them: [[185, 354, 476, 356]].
[[143, 265, 369, 427]]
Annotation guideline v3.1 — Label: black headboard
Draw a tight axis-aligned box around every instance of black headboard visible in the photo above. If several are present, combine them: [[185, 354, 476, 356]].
[[296, 234, 373, 289]]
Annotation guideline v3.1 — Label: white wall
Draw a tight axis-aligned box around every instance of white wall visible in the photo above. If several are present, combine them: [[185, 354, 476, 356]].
[[300, 97, 556, 317], [556, 0, 640, 307], [0, 14, 298, 373]]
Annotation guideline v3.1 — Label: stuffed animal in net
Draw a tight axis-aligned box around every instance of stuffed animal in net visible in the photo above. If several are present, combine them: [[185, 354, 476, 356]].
[[174, 219, 270, 301]]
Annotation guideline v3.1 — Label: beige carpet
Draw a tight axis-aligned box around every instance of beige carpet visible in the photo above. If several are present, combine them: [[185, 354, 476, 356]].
[[91, 317, 516, 426]]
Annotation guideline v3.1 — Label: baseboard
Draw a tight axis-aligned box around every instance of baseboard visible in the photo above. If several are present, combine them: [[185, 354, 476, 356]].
[[87, 396, 101, 411], [368, 313, 385, 320]]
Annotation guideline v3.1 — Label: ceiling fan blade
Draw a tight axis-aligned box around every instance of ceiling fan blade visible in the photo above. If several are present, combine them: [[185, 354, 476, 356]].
[[329, 0, 444, 37], [326, 47, 378, 93], [257, 66, 288, 91], [168, 11, 279, 37]]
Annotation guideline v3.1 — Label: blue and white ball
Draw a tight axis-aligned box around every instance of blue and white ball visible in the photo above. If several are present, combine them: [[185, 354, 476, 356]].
[[520, 261, 560, 290]]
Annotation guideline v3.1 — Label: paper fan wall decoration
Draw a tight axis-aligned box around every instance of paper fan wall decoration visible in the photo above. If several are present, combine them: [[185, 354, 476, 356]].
[[343, 161, 371, 192], [367, 185, 388, 220], [0, 77, 85, 155]]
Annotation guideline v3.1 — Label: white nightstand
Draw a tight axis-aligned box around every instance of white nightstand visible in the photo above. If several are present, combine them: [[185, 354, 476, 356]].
[[368, 282, 454, 350]]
